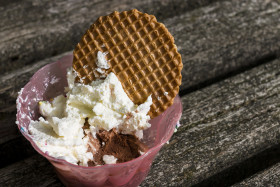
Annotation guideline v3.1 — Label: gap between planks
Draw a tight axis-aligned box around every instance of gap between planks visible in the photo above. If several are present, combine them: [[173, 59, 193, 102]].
[[232, 161, 280, 187]]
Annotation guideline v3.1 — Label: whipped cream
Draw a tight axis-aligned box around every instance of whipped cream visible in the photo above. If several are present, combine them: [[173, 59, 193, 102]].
[[96, 51, 110, 69], [29, 60, 152, 166], [103, 155, 117, 164]]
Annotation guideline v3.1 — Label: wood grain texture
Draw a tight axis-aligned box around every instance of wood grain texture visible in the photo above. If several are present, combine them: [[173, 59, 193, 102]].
[[169, 0, 280, 91], [141, 58, 280, 186], [233, 163, 280, 186], [1, 54, 279, 187], [0, 154, 62, 186], [0, 0, 217, 74]]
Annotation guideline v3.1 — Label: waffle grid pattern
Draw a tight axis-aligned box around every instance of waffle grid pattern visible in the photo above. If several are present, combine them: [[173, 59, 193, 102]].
[[73, 9, 182, 118]]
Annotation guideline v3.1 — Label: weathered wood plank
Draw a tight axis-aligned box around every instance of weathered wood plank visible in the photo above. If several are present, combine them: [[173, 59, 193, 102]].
[[1, 50, 279, 186], [141, 58, 280, 186], [170, 0, 280, 91], [233, 163, 280, 187], [0, 154, 63, 187], [0, 0, 217, 74]]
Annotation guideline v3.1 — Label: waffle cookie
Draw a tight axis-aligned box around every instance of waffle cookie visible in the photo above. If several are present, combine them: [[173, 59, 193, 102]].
[[73, 9, 182, 118]]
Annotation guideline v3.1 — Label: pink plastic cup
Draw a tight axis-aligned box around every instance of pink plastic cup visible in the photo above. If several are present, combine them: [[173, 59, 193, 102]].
[[16, 54, 182, 187]]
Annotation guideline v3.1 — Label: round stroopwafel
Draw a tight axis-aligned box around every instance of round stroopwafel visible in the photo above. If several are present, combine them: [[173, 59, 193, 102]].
[[73, 9, 182, 118]]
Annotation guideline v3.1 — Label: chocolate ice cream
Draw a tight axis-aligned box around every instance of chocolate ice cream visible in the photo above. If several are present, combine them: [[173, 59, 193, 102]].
[[86, 127, 148, 166]]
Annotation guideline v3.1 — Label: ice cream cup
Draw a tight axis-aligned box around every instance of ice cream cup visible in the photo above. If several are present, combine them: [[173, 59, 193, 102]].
[[16, 54, 182, 187]]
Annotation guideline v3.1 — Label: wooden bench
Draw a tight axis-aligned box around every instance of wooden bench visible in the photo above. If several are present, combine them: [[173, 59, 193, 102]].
[[1, 0, 280, 186]]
